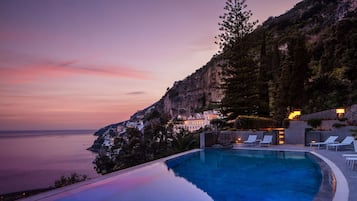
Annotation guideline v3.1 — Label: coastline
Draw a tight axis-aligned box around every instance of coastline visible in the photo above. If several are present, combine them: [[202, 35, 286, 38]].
[[0, 130, 100, 195]]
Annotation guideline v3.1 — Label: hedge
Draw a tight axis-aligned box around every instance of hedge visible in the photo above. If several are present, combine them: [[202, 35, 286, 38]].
[[235, 115, 277, 129]]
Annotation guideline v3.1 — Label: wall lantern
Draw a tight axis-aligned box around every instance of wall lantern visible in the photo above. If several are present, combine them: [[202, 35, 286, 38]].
[[288, 110, 301, 120], [336, 108, 345, 119]]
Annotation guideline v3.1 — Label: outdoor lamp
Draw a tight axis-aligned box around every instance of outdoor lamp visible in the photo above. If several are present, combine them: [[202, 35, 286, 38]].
[[288, 110, 301, 120], [336, 108, 345, 119]]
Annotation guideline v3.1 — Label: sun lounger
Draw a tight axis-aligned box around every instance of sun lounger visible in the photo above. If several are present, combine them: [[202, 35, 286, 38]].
[[309, 136, 338, 149], [326, 136, 354, 151], [243, 135, 257, 145], [342, 154, 357, 158], [345, 157, 357, 170], [342, 154, 357, 169], [260, 135, 273, 146]]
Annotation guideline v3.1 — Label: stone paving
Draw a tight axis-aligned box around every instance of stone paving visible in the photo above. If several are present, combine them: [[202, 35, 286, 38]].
[[233, 144, 357, 201]]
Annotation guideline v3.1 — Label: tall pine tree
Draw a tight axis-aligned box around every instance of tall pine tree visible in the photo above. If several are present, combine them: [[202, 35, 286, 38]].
[[216, 0, 258, 119]]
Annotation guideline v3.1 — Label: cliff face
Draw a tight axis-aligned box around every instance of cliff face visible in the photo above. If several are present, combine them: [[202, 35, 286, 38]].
[[161, 59, 224, 118], [127, 58, 225, 121]]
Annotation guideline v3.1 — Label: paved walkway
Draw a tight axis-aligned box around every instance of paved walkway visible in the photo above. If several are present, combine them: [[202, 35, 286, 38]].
[[233, 144, 356, 201]]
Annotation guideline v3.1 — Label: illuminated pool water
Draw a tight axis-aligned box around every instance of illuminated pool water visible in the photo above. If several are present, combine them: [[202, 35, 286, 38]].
[[27, 149, 330, 201], [167, 149, 323, 201]]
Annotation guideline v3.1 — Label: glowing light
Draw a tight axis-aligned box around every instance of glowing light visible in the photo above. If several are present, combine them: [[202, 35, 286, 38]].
[[336, 108, 345, 114], [288, 110, 301, 120], [235, 137, 242, 144], [336, 108, 345, 119]]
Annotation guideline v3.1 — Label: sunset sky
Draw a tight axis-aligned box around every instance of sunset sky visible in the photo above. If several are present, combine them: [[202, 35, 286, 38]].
[[0, 0, 301, 130]]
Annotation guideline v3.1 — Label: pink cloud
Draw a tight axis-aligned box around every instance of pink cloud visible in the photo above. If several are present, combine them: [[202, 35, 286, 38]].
[[0, 58, 152, 84], [125, 91, 146, 95]]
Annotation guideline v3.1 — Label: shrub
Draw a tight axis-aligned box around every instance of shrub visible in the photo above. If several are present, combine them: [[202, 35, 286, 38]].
[[283, 118, 290, 128], [332, 123, 346, 128], [338, 117, 348, 122], [235, 116, 277, 129], [307, 118, 322, 128], [53, 173, 88, 188], [305, 128, 313, 132], [227, 127, 237, 131], [210, 118, 225, 130]]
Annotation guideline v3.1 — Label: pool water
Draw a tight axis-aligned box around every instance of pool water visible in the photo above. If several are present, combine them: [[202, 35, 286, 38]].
[[166, 149, 322, 201], [28, 149, 323, 201]]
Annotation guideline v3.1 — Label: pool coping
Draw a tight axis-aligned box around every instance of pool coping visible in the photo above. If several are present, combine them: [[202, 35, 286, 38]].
[[310, 151, 349, 201], [22, 148, 348, 201]]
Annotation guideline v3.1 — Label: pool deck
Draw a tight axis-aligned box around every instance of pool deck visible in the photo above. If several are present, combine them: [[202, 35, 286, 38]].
[[233, 144, 357, 201]]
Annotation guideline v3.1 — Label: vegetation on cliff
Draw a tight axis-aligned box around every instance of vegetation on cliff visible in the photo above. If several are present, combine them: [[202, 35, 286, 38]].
[[217, 0, 357, 125], [93, 109, 200, 174]]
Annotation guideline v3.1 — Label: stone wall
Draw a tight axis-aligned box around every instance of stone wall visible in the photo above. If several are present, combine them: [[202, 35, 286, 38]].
[[346, 104, 357, 125], [300, 109, 337, 120], [203, 130, 279, 147], [319, 120, 341, 130], [285, 121, 308, 144], [300, 104, 357, 124], [201, 119, 357, 148], [285, 120, 357, 145], [218, 130, 265, 144], [305, 126, 357, 145]]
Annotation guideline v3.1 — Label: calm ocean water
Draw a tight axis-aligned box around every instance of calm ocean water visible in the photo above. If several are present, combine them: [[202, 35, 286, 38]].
[[0, 130, 101, 194]]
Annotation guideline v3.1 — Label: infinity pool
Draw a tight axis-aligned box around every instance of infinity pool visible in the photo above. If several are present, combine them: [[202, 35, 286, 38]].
[[27, 149, 330, 201], [167, 149, 323, 201]]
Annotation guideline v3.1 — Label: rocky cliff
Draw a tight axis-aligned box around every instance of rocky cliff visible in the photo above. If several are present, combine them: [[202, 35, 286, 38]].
[[161, 58, 224, 118]]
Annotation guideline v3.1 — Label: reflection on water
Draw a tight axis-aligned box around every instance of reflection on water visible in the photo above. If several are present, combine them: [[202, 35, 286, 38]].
[[0, 130, 100, 194], [34, 162, 213, 201]]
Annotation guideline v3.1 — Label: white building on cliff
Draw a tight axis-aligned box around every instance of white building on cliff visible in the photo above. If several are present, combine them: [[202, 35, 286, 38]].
[[173, 110, 221, 132]]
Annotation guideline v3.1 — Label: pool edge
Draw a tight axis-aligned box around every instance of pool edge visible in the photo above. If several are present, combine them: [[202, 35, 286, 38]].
[[310, 151, 349, 201]]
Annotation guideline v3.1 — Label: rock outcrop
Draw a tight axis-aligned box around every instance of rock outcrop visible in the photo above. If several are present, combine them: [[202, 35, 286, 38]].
[[161, 58, 224, 118]]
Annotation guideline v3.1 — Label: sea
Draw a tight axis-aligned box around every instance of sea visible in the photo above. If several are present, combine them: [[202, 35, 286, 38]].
[[0, 130, 101, 194]]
